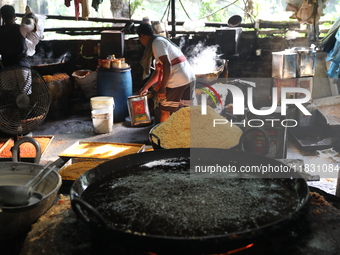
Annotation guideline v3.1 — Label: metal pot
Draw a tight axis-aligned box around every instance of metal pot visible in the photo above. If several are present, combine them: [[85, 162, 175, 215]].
[[149, 123, 270, 155], [70, 148, 309, 254], [0, 137, 62, 240]]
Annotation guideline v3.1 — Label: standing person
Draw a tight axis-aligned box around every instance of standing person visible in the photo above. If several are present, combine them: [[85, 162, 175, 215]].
[[137, 23, 196, 123], [0, 5, 35, 68]]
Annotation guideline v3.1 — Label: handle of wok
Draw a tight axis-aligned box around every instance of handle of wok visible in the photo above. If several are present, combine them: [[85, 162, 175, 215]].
[[25, 160, 53, 187], [238, 127, 270, 155], [149, 132, 162, 149], [71, 198, 108, 229], [11, 136, 42, 164]]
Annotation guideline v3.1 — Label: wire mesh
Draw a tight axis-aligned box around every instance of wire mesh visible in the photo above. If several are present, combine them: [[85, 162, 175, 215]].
[[0, 66, 51, 135]]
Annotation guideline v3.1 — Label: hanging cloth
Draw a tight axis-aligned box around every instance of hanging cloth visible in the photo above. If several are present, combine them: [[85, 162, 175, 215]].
[[321, 17, 340, 53], [65, 0, 83, 20], [82, 0, 90, 20], [74, 0, 81, 20], [326, 28, 340, 78], [92, 0, 103, 12]]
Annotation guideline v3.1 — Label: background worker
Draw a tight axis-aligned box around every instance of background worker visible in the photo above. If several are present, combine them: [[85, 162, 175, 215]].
[[137, 23, 196, 123], [0, 5, 35, 68]]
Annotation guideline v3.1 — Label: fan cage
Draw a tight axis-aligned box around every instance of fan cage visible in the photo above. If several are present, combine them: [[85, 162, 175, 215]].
[[0, 66, 51, 135]]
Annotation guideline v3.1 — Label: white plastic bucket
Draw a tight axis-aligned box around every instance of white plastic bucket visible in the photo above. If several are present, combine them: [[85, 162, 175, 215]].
[[90, 97, 115, 131], [91, 108, 113, 134], [90, 96, 115, 111]]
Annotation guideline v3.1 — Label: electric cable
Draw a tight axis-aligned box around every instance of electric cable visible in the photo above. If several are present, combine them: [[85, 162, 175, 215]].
[[199, 0, 239, 20], [161, 0, 171, 21], [178, 0, 240, 21], [179, 0, 194, 20]]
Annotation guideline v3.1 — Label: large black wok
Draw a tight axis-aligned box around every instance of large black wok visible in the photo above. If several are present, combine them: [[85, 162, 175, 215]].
[[70, 148, 309, 254]]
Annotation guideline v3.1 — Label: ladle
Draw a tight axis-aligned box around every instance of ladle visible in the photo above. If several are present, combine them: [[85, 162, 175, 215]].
[[0, 162, 57, 206]]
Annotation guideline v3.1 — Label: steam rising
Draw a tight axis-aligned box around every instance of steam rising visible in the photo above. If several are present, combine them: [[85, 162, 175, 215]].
[[186, 42, 220, 74], [29, 51, 71, 66]]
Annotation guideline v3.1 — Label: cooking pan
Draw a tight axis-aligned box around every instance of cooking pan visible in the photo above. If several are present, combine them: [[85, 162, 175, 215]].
[[70, 148, 309, 254], [150, 123, 270, 155], [29, 58, 66, 75], [228, 15, 242, 27], [0, 137, 61, 240], [195, 59, 226, 83]]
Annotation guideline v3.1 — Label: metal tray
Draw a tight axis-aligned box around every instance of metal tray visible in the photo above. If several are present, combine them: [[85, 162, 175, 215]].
[[314, 96, 340, 131], [289, 127, 339, 150], [59, 141, 145, 160], [58, 158, 106, 194], [0, 136, 54, 162], [0, 138, 11, 155], [316, 106, 340, 128]]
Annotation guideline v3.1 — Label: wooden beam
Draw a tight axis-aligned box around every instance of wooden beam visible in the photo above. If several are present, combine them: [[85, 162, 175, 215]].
[[15, 12, 334, 36], [16, 12, 330, 30], [44, 27, 123, 32]]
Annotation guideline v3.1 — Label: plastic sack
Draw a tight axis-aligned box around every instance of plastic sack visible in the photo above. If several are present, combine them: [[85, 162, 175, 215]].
[[72, 70, 97, 99]]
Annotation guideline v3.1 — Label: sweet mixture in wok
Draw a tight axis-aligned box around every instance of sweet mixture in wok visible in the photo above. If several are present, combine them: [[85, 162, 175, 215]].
[[151, 105, 242, 148], [81, 158, 300, 237]]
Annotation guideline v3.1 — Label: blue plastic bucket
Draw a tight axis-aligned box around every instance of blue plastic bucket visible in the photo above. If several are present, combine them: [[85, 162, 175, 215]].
[[97, 67, 132, 122]]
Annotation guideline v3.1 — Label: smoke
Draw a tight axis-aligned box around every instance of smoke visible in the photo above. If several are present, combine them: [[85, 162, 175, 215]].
[[185, 42, 220, 74], [179, 37, 186, 49], [29, 49, 71, 65]]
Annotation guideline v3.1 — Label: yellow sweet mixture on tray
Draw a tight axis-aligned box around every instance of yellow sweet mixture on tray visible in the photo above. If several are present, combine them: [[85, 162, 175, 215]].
[[60, 142, 143, 159], [151, 106, 243, 149], [59, 160, 105, 180]]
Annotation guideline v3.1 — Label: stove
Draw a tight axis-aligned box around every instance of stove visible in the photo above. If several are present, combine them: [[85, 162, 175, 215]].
[[8, 187, 340, 255]]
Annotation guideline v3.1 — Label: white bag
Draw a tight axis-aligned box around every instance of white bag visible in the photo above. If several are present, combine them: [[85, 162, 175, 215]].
[[21, 6, 46, 56]]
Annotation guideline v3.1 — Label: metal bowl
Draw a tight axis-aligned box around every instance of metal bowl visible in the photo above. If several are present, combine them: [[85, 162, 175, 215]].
[[0, 162, 61, 240], [195, 59, 226, 83]]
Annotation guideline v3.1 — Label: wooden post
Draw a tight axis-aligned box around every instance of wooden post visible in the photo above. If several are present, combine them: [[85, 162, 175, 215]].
[[336, 173, 340, 197], [171, 0, 176, 37]]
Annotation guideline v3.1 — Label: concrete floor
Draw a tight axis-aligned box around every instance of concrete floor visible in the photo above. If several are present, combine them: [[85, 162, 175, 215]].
[[32, 112, 154, 164], [5, 111, 338, 196]]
